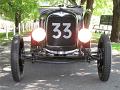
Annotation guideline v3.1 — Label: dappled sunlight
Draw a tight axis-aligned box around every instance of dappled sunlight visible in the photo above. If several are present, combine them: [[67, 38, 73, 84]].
[[112, 61, 120, 65], [0, 65, 11, 81], [112, 50, 120, 56], [89, 63, 97, 67], [112, 56, 120, 68], [44, 83, 59, 87], [23, 36, 31, 42], [69, 72, 92, 77], [0, 45, 10, 55], [22, 68, 97, 90], [54, 79, 60, 82], [111, 69, 120, 74], [0, 72, 9, 78], [0, 52, 11, 79], [87, 62, 97, 68], [0, 40, 120, 90], [70, 73, 75, 76], [79, 68, 85, 72], [0, 59, 119, 90], [23, 80, 61, 90], [0, 86, 9, 89], [60, 74, 65, 77], [2, 50, 10, 54], [3, 66, 11, 72], [115, 55, 120, 58], [75, 72, 92, 76]]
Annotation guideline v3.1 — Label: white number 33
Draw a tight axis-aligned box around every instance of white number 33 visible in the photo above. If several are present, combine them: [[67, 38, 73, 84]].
[[52, 23, 72, 39]]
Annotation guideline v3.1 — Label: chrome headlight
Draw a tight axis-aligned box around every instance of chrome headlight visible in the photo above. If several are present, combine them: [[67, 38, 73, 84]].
[[78, 28, 92, 43], [32, 27, 46, 42]]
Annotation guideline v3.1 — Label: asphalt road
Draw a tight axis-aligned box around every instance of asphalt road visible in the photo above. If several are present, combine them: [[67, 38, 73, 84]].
[[0, 39, 120, 90]]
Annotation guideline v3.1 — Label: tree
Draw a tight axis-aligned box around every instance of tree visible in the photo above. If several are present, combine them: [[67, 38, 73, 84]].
[[110, 0, 120, 42], [0, 0, 39, 33], [83, 0, 94, 28], [38, 0, 64, 6], [94, 0, 113, 15], [69, 0, 77, 5], [69, 0, 94, 28]]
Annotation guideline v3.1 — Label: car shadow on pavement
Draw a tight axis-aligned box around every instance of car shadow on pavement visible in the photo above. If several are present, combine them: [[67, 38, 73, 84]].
[[0, 61, 100, 90], [0, 59, 120, 90]]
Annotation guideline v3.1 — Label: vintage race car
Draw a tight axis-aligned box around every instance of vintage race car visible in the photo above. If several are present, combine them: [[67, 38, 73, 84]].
[[10, 5, 111, 82]]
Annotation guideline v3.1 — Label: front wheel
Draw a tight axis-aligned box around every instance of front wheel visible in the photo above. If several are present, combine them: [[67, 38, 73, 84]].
[[11, 35, 24, 82], [97, 34, 111, 81]]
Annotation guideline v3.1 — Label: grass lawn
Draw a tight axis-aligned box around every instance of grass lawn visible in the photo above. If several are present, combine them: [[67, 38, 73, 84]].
[[0, 32, 13, 46], [0, 31, 31, 46], [92, 32, 120, 51], [112, 43, 120, 51], [91, 33, 101, 43]]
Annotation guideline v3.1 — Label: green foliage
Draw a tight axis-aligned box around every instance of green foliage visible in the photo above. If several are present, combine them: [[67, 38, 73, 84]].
[[21, 0, 39, 22], [0, 0, 113, 21], [93, 0, 113, 15], [0, 0, 39, 22], [0, 30, 31, 46], [0, 32, 13, 46], [92, 33, 120, 51], [112, 43, 120, 51], [69, 0, 113, 16], [92, 32, 101, 43], [38, 0, 64, 6]]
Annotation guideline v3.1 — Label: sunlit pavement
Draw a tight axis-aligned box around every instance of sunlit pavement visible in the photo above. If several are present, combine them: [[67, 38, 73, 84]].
[[0, 37, 120, 90]]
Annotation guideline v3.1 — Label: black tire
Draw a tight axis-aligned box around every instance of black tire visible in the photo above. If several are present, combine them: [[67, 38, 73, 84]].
[[11, 35, 24, 82], [97, 34, 111, 81]]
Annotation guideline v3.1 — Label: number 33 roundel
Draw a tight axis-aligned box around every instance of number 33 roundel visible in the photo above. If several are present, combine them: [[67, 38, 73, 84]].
[[52, 23, 72, 39]]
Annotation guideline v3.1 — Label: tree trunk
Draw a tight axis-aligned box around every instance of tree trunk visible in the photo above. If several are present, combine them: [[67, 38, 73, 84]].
[[15, 11, 21, 33], [81, 0, 87, 5], [84, 0, 94, 28], [69, 0, 77, 6], [66, 0, 94, 29], [110, 0, 120, 42]]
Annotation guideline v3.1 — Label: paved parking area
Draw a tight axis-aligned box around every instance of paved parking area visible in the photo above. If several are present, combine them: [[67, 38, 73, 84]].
[[0, 41, 120, 90]]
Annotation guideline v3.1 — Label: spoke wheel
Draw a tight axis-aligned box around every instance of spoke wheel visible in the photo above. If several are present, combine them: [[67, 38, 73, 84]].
[[11, 35, 24, 82], [97, 34, 111, 81]]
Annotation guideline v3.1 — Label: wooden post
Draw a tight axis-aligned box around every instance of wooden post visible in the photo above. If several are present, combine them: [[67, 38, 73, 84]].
[[18, 23, 20, 34], [29, 23, 31, 31], [37, 22, 39, 28], [30, 23, 33, 30], [64, 0, 68, 7], [6, 25, 8, 39], [30, 23, 32, 31], [33, 22, 35, 30], [22, 23, 24, 32], [13, 24, 16, 35]]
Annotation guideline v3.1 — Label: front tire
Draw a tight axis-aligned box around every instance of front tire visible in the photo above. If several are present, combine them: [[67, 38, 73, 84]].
[[97, 34, 111, 81], [11, 35, 24, 82]]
